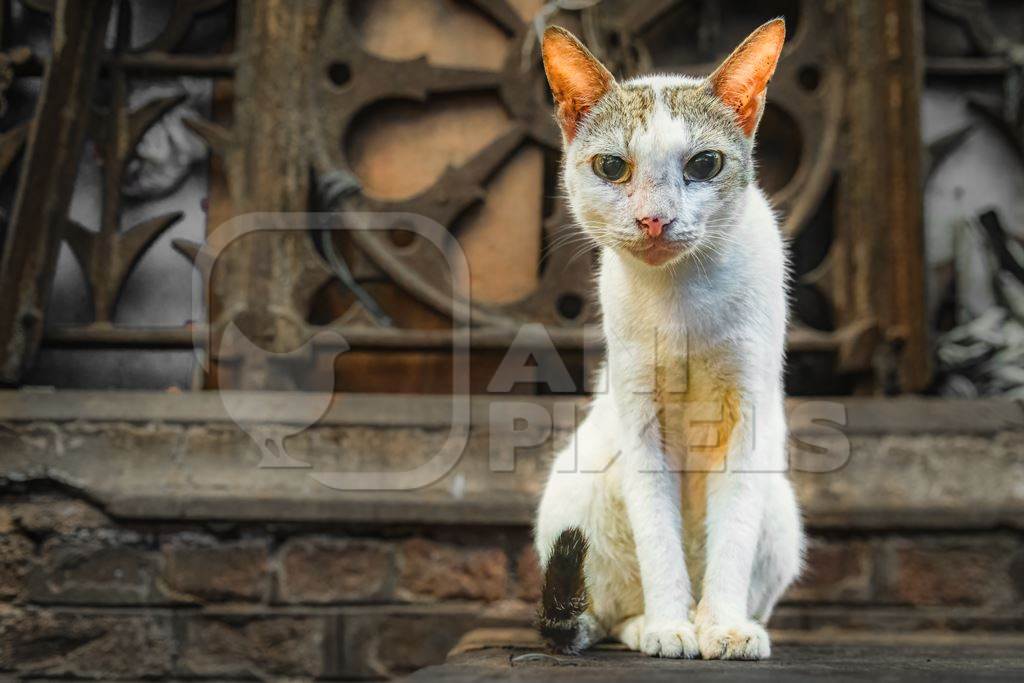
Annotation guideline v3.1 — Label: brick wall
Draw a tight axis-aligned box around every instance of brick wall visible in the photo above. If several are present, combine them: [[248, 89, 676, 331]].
[[2, 488, 1022, 679], [1, 393, 1023, 679], [0, 492, 539, 679]]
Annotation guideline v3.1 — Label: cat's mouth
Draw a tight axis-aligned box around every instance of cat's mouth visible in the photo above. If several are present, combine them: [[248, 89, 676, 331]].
[[626, 238, 695, 266]]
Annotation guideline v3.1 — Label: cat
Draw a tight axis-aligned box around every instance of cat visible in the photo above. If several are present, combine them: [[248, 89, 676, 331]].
[[534, 18, 804, 660]]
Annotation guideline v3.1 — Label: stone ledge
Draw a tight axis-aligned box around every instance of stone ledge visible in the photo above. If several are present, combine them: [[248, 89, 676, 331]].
[[445, 625, 1024, 656], [1, 392, 1022, 529]]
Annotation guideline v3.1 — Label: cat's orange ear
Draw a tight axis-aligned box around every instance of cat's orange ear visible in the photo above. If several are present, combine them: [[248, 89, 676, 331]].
[[709, 18, 786, 137], [542, 26, 615, 141]]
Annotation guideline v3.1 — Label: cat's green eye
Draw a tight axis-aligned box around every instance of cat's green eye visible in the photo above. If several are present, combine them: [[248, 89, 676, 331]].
[[592, 154, 631, 183], [684, 150, 724, 181]]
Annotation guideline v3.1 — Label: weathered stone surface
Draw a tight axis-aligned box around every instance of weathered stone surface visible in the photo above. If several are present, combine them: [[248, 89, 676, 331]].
[[278, 536, 392, 603], [27, 531, 162, 604], [786, 538, 873, 603], [0, 532, 33, 601], [793, 432, 1024, 530], [3, 394, 1021, 529], [397, 539, 507, 602], [176, 615, 325, 678], [1011, 549, 1024, 598], [881, 535, 1023, 607], [0, 609, 173, 678], [410, 627, 1024, 682], [514, 544, 542, 602], [161, 533, 270, 602], [6, 497, 109, 534], [478, 598, 535, 624], [334, 607, 482, 679]]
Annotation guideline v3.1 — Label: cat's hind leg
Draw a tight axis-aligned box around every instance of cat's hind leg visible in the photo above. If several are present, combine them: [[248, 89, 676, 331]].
[[747, 473, 804, 623], [611, 614, 645, 651]]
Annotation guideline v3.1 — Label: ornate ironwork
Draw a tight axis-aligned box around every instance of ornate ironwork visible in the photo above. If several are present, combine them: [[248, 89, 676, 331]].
[[0, 0, 928, 393]]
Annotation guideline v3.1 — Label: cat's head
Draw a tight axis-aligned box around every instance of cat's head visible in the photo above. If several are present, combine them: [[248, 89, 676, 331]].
[[542, 19, 785, 267]]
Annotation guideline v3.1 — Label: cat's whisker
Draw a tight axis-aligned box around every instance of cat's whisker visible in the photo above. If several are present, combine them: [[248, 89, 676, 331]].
[[545, 233, 590, 251], [542, 237, 596, 265], [690, 244, 712, 284]]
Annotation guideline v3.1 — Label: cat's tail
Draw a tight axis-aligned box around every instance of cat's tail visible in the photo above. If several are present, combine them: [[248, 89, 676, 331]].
[[537, 527, 601, 654]]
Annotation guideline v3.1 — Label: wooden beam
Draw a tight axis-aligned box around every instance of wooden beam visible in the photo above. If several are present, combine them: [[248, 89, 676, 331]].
[[0, 0, 113, 383]]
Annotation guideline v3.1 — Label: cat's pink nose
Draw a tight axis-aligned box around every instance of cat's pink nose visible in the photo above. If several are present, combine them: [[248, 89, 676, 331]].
[[637, 216, 673, 239]]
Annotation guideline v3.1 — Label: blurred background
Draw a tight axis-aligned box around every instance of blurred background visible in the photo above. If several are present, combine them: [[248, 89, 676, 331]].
[[0, 0, 1022, 680]]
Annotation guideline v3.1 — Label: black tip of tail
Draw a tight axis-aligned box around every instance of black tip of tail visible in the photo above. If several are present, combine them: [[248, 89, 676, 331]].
[[537, 527, 590, 654]]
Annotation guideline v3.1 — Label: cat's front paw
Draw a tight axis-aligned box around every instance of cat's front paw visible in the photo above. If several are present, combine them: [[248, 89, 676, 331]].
[[696, 619, 771, 660], [639, 619, 699, 659]]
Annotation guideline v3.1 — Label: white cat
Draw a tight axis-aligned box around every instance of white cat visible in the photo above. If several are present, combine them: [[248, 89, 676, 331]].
[[534, 19, 804, 660]]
